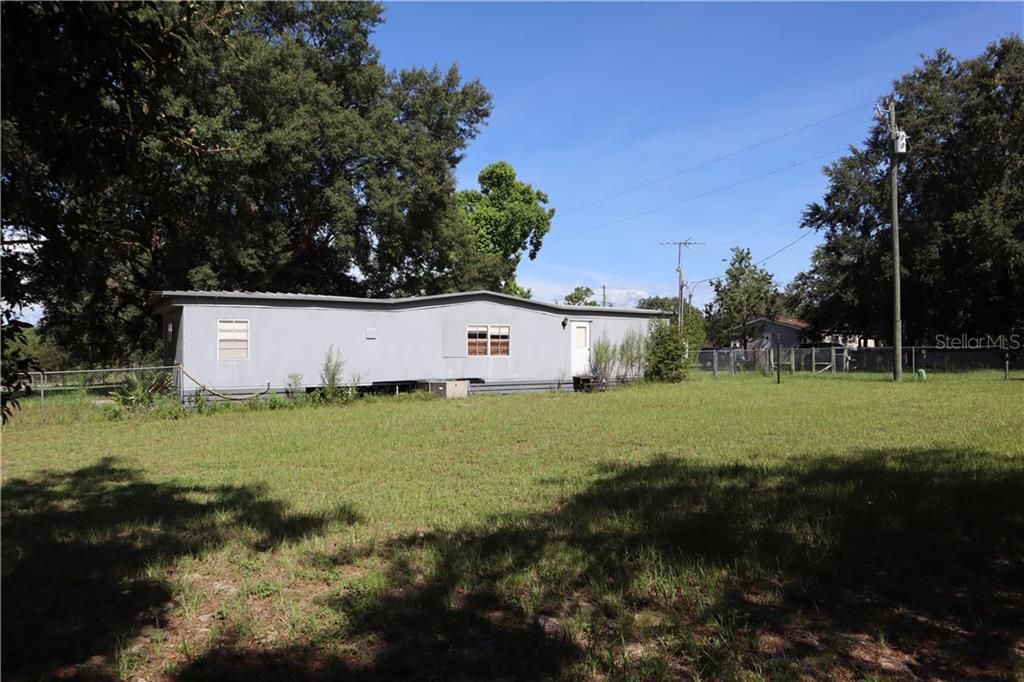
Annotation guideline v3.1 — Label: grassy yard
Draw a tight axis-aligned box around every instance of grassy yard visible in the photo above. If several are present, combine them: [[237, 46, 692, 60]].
[[3, 375, 1023, 680]]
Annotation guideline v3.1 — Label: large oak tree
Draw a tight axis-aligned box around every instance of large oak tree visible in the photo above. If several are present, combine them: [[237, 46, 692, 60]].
[[2, 1, 496, 364], [789, 36, 1024, 343]]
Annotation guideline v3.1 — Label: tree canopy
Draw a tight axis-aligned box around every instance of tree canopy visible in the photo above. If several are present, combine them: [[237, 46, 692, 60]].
[[636, 296, 707, 349], [1, 1, 514, 365], [704, 248, 779, 348], [789, 36, 1024, 343], [456, 161, 554, 298], [564, 287, 599, 306]]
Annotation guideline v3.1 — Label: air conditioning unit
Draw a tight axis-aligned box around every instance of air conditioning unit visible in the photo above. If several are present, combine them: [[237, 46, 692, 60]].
[[418, 380, 469, 399]]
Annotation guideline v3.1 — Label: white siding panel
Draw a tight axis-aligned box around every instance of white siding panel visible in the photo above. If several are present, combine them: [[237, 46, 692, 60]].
[[442, 323, 468, 358]]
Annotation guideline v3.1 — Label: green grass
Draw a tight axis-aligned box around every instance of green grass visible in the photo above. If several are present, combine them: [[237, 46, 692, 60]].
[[3, 375, 1023, 680]]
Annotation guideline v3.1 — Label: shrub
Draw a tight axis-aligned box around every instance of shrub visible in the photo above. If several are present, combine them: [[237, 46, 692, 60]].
[[153, 401, 185, 420], [644, 320, 687, 383], [285, 373, 304, 400], [317, 347, 358, 404], [191, 391, 213, 415], [617, 327, 645, 380], [319, 346, 345, 402], [101, 404, 125, 421], [590, 335, 617, 389], [109, 374, 159, 410]]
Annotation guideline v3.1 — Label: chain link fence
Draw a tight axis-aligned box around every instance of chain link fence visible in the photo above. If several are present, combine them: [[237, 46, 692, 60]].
[[694, 347, 1022, 378], [26, 366, 183, 414], [11, 348, 1020, 419]]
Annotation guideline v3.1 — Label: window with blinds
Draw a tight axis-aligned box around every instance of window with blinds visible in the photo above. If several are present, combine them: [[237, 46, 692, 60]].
[[489, 325, 510, 355], [467, 324, 510, 356], [217, 319, 249, 360], [467, 325, 489, 356]]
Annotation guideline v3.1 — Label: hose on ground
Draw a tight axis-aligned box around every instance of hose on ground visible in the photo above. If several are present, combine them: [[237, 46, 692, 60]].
[[178, 365, 271, 401]]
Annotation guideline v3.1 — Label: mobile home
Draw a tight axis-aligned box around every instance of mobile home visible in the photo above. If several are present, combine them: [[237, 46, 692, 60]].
[[150, 290, 668, 395]]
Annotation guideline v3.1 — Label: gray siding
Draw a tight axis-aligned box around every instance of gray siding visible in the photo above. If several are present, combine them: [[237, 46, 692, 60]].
[[747, 321, 808, 349], [168, 299, 657, 392]]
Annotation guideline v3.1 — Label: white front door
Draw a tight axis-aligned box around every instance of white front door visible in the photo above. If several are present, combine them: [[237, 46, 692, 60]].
[[571, 322, 591, 376]]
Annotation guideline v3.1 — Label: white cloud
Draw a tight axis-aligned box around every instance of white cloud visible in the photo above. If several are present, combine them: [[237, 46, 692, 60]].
[[519, 278, 650, 308], [604, 287, 649, 308]]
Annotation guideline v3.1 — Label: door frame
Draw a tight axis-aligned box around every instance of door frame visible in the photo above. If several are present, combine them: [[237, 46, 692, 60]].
[[570, 320, 591, 377]]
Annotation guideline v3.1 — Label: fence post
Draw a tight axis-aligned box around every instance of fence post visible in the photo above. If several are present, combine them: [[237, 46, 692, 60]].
[[40, 371, 45, 415], [775, 335, 781, 384], [831, 347, 836, 377], [911, 347, 916, 375], [712, 350, 718, 379], [730, 349, 736, 377], [1007, 352, 1011, 381]]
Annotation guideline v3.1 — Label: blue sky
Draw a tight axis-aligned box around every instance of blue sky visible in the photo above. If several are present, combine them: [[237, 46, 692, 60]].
[[374, 2, 1022, 307]]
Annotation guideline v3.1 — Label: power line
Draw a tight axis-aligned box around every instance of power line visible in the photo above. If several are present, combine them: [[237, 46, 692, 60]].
[[754, 228, 815, 266], [551, 148, 845, 243], [600, 218, 809, 288], [703, 217, 799, 249], [560, 101, 873, 216], [681, 229, 818, 305]]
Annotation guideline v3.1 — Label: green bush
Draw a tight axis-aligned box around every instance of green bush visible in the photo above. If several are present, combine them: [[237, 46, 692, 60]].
[[644, 320, 687, 383], [318, 346, 353, 403], [101, 403, 125, 421], [285, 373, 304, 400], [109, 374, 158, 410], [153, 401, 185, 420], [191, 391, 222, 415], [266, 394, 288, 410], [589, 335, 617, 388], [616, 327, 645, 380]]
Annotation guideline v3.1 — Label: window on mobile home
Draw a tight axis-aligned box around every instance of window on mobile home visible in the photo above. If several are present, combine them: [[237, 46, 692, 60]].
[[489, 325, 510, 355], [218, 319, 249, 360], [467, 325, 489, 356], [467, 325, 510, 356]]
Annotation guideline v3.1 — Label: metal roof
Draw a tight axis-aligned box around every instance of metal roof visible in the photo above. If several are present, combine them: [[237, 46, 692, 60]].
[[745, 317, 810, 330], [149, 289, 670, 317]]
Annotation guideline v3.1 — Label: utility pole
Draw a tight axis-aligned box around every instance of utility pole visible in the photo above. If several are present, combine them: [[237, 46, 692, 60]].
[[660, 239, 705, 335], [887, 98, 908, 382]]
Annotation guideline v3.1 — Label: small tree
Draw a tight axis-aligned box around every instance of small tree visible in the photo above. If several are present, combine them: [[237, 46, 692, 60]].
[[704, 247, 779, 348], [644, 320, 687, 382]]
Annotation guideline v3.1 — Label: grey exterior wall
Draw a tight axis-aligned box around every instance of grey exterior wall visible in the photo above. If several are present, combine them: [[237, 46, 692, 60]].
[[745, 321, 807, 349], [163, 298, 659, 392]]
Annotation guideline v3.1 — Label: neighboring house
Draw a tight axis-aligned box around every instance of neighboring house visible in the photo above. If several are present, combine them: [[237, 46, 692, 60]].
[[818, 332, 883, 349], [735, 318, 811, 349], [150, 290, 668, 395]]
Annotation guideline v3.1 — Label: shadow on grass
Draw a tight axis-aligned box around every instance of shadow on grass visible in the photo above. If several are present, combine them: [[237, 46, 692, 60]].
[[179, 447, 1024, 680], [1, 456, 359, 681]]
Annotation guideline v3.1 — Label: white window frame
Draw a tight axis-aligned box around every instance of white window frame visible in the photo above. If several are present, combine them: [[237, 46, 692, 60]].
[[488, 324, 510, 356], [467, 324, 490, 356], [466, 324, 511, 357], [217, 319, 250, 360]]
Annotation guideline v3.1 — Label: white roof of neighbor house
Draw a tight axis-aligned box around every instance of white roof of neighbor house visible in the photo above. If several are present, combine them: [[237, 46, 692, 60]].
[[149, 289, 670, 317]]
